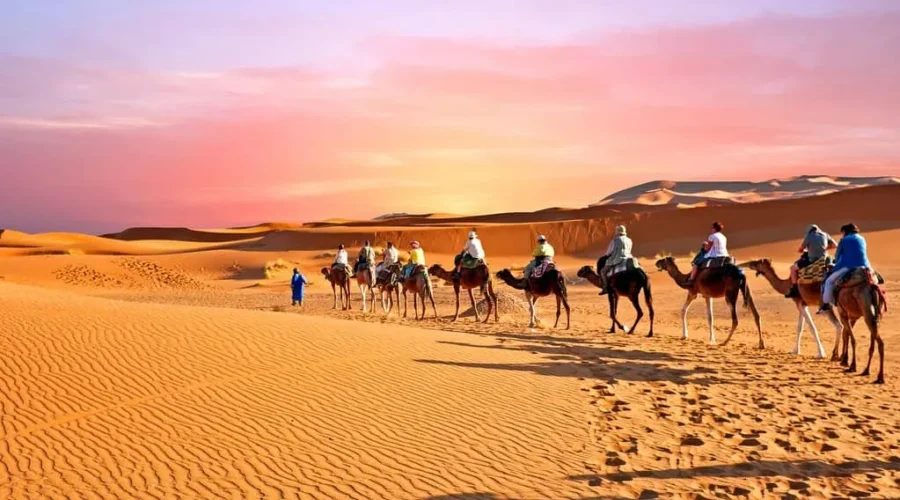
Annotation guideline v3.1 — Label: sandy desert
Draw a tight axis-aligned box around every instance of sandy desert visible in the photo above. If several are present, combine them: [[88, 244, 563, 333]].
[[1, 178, 899, 499]]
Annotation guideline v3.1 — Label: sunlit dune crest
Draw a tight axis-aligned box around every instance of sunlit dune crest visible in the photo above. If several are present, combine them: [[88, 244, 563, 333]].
[[594, 175, 900, 207]]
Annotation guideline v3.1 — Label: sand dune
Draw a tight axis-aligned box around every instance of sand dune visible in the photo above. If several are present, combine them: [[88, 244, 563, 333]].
[[88, 184, 900, 260], [594, 175, 900, 207]]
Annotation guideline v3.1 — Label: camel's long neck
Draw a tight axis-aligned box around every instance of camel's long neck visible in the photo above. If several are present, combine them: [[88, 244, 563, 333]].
[[431, 267, 452, 282], [665, 264, 690, 287], [583, 270, 602, 288], [500, 272, 528, 290], [762, 267, 791, 294]]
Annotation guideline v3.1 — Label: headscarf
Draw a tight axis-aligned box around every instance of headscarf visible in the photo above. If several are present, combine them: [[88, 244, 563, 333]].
[[616, 225, 627, 236], [410, 241, 421, 249]]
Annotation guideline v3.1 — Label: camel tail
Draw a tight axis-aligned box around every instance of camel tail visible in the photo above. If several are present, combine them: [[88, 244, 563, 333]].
[[873, 284, 888, 315]]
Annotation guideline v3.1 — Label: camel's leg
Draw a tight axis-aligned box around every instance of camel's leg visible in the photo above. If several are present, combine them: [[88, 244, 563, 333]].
[[840, 316, 856, 367], [611, 293, 627, 332], [359, 284, 367, 313], [554, 295, 561, 329], [490, 282, 499, 322], [332, 284, 337, 309], [562, 293, 571, 330], [646, 285, 655, 338], [527, 294, 537, 328], [608, 293, 617, 333], [705, 297, 717, 345], [826, 310, 843, 362], [875, 326, 885, 384], [628, 293, 643, 335], [428, 289, 438, 319], [792, 306, 806, 355], [402, 290, 408, 318], [452, 287, 461, 322], [680, 293, 697, 340], [798, 305, 827, 359], [749, 295, 764, 349], [468, 289, 478, 323], [861, 307, 881, 380], [841, 316, 857, 372], [413, 293, 420, 320]]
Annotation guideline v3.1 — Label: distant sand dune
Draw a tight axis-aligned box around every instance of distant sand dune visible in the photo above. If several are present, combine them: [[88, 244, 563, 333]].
[[594, 174, 900, 207]]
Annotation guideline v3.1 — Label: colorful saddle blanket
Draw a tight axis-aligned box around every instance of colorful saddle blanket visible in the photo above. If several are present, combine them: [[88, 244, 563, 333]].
[[798, 258, 828, 284], [604, 258, 641, 278], [531, 261, 555, 279]]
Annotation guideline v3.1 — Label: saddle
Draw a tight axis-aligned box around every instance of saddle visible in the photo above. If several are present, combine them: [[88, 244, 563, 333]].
[[700, 256, 736, 269], [531, 260, 555, 279], [377, 264, 401, 285], [604, 257, 641, 278], [332, 263, 351, 277], [835, 267, 885, 290], [455, 254, 486, 270], [401, 264, 426, 281], [798, 258, 829, 284]]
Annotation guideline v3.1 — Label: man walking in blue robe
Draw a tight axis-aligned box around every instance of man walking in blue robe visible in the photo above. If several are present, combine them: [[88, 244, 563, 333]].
[[291, 268, 307, 306]]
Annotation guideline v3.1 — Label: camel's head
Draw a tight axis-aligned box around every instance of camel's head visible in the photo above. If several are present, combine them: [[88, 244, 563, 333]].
[[496, 269, 512, 279], [576, 265, 593, 278], [320, 267, 330, 277], [655, 256, 675, 272], [427, 264, 442, 276], [744, 258, 772, 278]]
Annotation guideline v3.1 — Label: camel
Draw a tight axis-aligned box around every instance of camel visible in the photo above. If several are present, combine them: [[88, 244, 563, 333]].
[[830, 268, 888, 383], [353, 261, 378, 313], [321, 266, 352, 310], [400, 266, 439, 320], [577, 256, 654, 336], [375, 264, 402, 314], [496, 265, 570, 329], [655, 257, 763, 347], [429, 263, 499, 323], [744, 259, 840, 359]]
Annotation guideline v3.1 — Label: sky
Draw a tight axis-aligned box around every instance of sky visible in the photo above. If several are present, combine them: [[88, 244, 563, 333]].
[[2, 1, 899, 233]]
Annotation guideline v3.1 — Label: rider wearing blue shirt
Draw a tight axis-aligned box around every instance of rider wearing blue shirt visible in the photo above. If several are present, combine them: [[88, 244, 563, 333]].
[[819, 223, 871, 313]]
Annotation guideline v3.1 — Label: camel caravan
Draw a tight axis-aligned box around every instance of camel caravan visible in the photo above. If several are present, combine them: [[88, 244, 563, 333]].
[[315, 222, 888, 384]]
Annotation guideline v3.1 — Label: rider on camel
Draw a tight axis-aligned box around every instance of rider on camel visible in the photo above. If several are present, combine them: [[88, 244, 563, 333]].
[[684, 222, 728, 286], [818, 223, 871, 314], [786, 224, 836, 298], [598, 225, 633, 296], [453, 231, 486, 279], [356, 240, 377, 273], [524, 235, 555, 279], [333, 244, 350, 274]]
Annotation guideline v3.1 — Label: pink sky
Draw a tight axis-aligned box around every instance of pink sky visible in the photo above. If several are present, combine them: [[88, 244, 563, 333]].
[[1, 2, 899, 232]]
